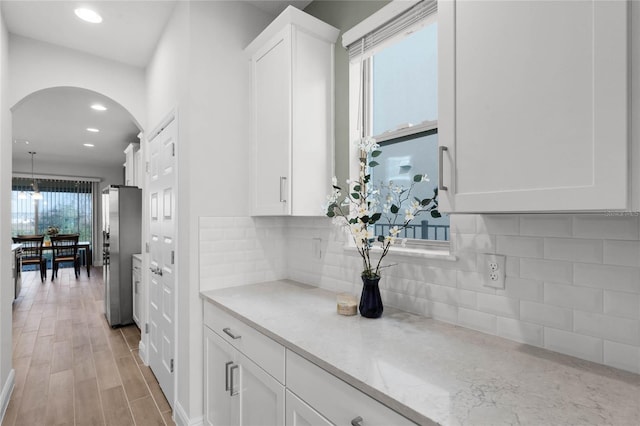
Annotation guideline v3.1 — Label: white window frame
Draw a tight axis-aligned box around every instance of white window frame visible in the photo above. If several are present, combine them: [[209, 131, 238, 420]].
[[345, 1, 448, 254]]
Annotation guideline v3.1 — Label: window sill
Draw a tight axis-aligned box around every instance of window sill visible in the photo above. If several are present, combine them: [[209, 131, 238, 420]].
[[343, 243, 456, 262]]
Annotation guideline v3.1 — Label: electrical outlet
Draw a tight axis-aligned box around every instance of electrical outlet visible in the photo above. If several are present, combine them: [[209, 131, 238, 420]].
[[311, 238, 322, 260], [484, 254, 505, 289]]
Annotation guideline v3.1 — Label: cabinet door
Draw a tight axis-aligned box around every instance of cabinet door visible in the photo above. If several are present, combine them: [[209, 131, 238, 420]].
[[132, 269, 140, 326], [204, 327, 238, 426], [237, 350, 285, 426], [285, 390, 333, 426], [252, 27, 292, 216], [439, 0, 628, 212]]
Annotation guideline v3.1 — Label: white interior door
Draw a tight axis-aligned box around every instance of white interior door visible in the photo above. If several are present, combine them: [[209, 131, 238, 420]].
[[148, 116, 177, 407]]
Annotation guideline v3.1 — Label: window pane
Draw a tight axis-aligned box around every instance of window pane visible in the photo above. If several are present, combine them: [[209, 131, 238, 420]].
[[372, 21, 437, 135], [370, 133, 450, 241]]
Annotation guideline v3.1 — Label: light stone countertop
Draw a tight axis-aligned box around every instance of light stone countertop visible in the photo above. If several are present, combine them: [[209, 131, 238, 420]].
[[200, 280, 640, 426]]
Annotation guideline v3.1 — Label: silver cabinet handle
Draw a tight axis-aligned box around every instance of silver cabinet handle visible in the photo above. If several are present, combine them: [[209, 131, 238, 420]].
[[224, 361, 233, 391], [279, 176, 287, 203], [438, 146, 448, 191], [223, 328, 241, 339], [351, 416, 363, 426], [229, 364, 239, 396]]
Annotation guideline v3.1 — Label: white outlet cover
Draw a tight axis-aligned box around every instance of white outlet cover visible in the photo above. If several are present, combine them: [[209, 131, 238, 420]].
[[484, 254, 506, 289]]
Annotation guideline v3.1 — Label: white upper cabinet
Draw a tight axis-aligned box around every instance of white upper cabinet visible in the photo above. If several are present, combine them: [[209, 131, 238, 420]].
[[247, 6, 339, 216], [438, 0, 630, 212]]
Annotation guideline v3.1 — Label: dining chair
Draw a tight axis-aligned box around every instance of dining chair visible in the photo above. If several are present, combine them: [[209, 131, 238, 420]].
[[12, 234, 47, 282], [50, 234, 81, 280]]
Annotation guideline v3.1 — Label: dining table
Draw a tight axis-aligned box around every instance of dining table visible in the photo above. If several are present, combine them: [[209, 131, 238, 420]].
[[41, 241, 93, 277]]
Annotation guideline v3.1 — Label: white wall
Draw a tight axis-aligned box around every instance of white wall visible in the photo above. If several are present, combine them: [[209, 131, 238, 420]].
[[0, 6, 15, 420], [146, 2, 273, 422], [8, 35, 146, 129]]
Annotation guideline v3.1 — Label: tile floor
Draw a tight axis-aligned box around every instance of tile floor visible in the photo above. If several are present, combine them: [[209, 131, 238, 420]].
[[3, 267, 174, 426]]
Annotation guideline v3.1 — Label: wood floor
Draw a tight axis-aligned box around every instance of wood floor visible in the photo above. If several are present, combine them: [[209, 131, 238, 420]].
[[3, 267, 174, 426]]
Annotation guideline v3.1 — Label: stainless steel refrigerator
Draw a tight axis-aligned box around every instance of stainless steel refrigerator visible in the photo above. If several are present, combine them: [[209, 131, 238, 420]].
[[102, 185, 142, 327]]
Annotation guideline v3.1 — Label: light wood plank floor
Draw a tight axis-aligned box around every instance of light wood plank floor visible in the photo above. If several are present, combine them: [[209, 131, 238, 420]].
[[3, 267, 175, 426]]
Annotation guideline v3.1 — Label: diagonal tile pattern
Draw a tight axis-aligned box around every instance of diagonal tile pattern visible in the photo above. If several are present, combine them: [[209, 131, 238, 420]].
[[3, 268, 174, 426]]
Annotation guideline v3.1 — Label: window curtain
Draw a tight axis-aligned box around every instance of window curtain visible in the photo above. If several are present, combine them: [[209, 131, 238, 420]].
[[12, 177, 94, 243]]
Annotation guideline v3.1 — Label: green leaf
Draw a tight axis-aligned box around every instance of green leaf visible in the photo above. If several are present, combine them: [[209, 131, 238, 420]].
[[413, 174, 423, 183], [371, 150, 382, 157], [377, 235, 384, 242], [326, 211, 335, 218], [421, 198, 432, 206], [370, 212, 382, 223], [390, 204, 399, 214], [351, 193, 360, 199], [353, 185, 361, 192], [430, 210, 441, 218], [360, 215, 370, 224], [369, 161, 379, 168], [349, 218, 357, 224]]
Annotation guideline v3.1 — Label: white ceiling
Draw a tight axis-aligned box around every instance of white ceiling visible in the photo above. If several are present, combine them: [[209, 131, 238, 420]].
[[3, 0, 309, 172]]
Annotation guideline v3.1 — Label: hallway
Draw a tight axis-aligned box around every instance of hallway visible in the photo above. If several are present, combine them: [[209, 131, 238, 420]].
[[3, 267, 174, 426]]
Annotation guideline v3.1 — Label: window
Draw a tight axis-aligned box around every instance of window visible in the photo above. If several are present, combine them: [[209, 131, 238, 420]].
[[346, 0, 448, 248], [12, 177, 95, 243]]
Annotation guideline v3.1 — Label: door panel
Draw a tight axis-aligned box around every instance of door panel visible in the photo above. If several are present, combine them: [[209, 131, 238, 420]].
[[148, 117, 177, 407], [238, 351, 285, 426]]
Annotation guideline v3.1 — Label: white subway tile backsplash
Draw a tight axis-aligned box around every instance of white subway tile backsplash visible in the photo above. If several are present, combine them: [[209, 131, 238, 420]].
[[603, 240, 640, 267], [574, 263, 640, 293], [603, 341, 640, 374], [455, 233, 496, 253], [450, 215, 476, 234], [604, 291, 640, 319], [200, 213, 640, 374], [544, 238, 603, 263], [521, 301, 573, 330], [497, 317, 543, 346], [520, 215, 573, 237], [574, 311, 640, 346], [476, 215, 520, 235], [543, 282, 603, 313], [499, 277, 544, 302], [496, 235, 544, 258], [544, 328, 603, 364], [520, 258, 573, 284], [458, 308, 497, 334], [573, 215, 640, 240], [477, 293, 520, 318]]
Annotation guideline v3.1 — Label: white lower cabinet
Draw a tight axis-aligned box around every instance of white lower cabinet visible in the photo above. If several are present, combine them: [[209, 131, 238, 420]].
[[132, 254, 142, 328], [285, 390, 332, 426], [203, 301, 417, 426], [286, 350, 417, 426], [204, 304, 285, 426]]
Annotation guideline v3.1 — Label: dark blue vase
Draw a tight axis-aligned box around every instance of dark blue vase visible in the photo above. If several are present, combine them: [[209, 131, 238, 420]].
[[359, 275, 383, 318]]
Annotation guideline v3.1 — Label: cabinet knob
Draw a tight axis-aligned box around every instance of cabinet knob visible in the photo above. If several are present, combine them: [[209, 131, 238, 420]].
[[351, 416, 363, 426]]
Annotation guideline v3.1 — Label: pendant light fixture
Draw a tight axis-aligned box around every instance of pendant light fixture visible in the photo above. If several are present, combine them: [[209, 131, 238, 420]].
[[29, 151, 43, 200]]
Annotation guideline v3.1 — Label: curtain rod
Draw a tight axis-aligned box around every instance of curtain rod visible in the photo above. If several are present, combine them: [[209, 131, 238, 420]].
[[12, 172, 102, 182]]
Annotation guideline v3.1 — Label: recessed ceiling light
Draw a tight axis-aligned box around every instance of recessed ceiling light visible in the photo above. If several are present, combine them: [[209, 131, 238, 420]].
[[83, 143, 95, 147], [91, 104, 107, 111], [74, 8, 103, 24], [86, 128, 100, 133]]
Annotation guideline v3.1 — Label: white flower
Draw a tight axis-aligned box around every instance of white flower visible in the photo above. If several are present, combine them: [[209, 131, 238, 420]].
[[421, 174, 430, 182], [405, 209, 415, 221], [331, 176, 338, 186], [390, 226, 400, 237], [384, 235, 396, 245], [355, 136, 379, 153]]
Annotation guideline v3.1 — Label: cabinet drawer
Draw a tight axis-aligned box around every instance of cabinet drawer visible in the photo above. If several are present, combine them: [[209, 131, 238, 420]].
[[204, 302, 285, 384], [286, 350, 418, 426]]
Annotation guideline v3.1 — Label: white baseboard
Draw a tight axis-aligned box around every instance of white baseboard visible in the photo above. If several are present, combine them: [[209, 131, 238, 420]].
[[174, 400, 204, 426], [138, 339, 148, 365], [0, 369, 15, 423]]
